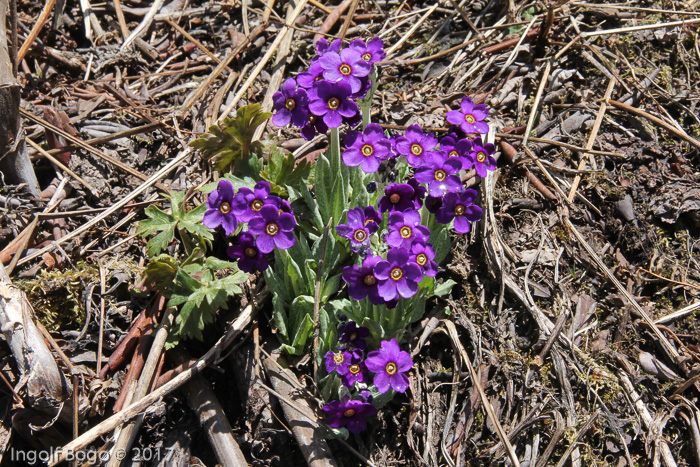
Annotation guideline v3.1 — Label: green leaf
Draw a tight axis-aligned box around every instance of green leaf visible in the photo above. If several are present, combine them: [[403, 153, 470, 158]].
[[432, 279, 457, 298], [260, 146, 314, 197], [137, 205, 177, 256], [141, 254, 179, 292], [190, 103, 271, 172], [272, 294, 290, 341]]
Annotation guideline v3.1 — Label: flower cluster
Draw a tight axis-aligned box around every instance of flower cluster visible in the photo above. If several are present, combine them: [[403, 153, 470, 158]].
[[203, 180, 296, 272], [323, 323, 412, 433], [271, 37, 386, 139]]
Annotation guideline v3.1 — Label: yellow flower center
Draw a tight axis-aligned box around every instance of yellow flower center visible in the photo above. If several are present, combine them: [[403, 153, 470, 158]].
[[416, 254, 427, 266], [361, 144, 374, 156], [219, 202, 231, 214], [349, 364, 361, 375], [363, 274, 376, 286], [385, 362, 397, 375], [349, 332, 358, 341], [309, 115, 317, 124], [284, 98, 296, 111], [389, 193, 401, 204], [244, 247, 257, 258], [410, 143, 423, 156], [333, 353, 345, 364], [454, 204, 466, 216], [252, 199, 263, 211], [339, 64, 352, 75], [477, 151, 486, 163], [400, 226, 412, 238], [465, 114, 476, 124], [343, 409, 356, 418], [266, 223, 279, 236], [449, 150, 459, 158], [353, 229, 367, 242], [328, 97, 340, 110], [434, 169, 446, 181], [390, 267, 403, 281], [362, 53, 372, 61]]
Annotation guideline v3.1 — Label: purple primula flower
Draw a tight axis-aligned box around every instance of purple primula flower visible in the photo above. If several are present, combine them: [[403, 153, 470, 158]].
[[407, 178, 427, 207], [349, 37, 386, 65], [446, 96, 489, 135], [378, 183, 417, 213], [365, 338, 413, 394], [424, 194, 443, 214], [342, 255, 384, 305], [396, 124, 438, 167], [374, 248, 423, 301], [323, 397, 377, 433], [324, 349, 352, 375], [318, 49, 371, 94], [227, 232, 269, 272], [414, 153, 464, 197], [308, 80, 358, 128], [315, 37, 342, 56], [248, 205, 296, 253], [271, 78, 309, 127], [339, 321, 370, 350], [342, 123, 391, 173], [409, 241, 438, 277], [301, 113, 328, 140], [386, 210, 430, 249], [336, 207, 372, 253], [464, 137, 497, 177], [439, 136, 473, 170], [362, 206, 382, 234], [342, 354, 366, 388], [296, 62, 325, 89], [436, 189, 483, 233], [232, 181, 279, 223], [203, 180, 238, 235], [350, 76, 372, 100]]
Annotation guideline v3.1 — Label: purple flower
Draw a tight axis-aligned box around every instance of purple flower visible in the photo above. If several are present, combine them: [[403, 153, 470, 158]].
[[424, 194, 443, 214], [342, 123, 391, 173], [315, 37, 342, 56], [349, 37, 386, 65], [407, 178, 427, 207], [396, 125, 438, 167], [342, 255, 384, 305], [414, 153, 463, 197], [363, 206, 382, 234], [339, 321, 370, 350], [374, 248, 423, 301], [227, 232, 269, 272], [378, 183, 418, 213], [436, 190, 483, 233], [308, 80, 358, 128], [386, 210, 430, 249], [409, 241, 438, 277], [365, 338, 412, 393], [350, 76, 372, 100], [324, 349, 352, 375], [301, 113, 328, 140], [336, 207, 372, 253], [322, 397, 377, 433], [342, 354, 366, 388], [297, 62, 325, 89], [464, 137, 497, 177], [248, 205, 296, 253], [203, 180, 238, 235], [440, 136, 473, 170], [232, 181, 279, 223], [318, 49, 371, 94], [271, 78, 309, 128], [446, 97, 489, 135]]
